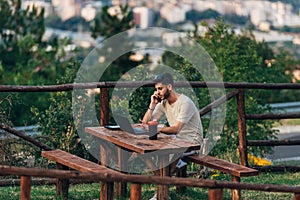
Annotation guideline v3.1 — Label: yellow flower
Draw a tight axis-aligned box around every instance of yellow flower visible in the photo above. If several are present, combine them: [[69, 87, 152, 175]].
[[247, 153, 272, 166]]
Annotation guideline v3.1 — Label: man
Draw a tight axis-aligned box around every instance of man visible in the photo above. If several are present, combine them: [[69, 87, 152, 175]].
[[142, 73, 203, 145]]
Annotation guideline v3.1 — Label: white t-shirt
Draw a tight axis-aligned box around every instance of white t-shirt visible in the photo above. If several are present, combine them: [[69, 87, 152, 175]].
[[152, 94, 203, 144]]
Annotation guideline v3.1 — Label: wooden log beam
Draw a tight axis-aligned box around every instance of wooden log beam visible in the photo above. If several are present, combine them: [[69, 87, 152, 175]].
[[246, 113, 300, 120], [2, 82, 300, 93], [0, 124, 53, 151], [253, 165, 300, 173], [1, 165, 300, 194], [0, 178, 98, 186], [248, 139, 300, 146], [200, 90, 239, 116]]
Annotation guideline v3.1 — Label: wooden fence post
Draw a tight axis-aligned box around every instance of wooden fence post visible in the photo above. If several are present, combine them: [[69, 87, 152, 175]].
[[237, 89, 248, 166], [99, 143, 115, 200], [20, 176, 31, 200], [100, 87, 109, 126], [208, 188, 224, 200], [130, 183, 142, 200]]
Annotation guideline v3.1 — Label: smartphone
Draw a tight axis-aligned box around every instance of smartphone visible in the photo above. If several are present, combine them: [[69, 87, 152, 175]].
[[155, 96, 162, 102]]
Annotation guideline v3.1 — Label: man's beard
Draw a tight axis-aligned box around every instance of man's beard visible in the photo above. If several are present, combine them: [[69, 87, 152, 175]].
[[164, 89, 170, 100]]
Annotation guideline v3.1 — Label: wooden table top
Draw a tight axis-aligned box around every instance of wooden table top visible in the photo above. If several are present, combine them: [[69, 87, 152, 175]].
[[85, 126, 200, 155]]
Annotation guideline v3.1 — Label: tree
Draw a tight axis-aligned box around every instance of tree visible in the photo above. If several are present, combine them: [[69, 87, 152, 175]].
[[33, 4, 146, 162], [161, 19, 295, 161], [32, 62, 95, 161], [186, 9, 220, 24], [0, 0, 44, 68], [45, 15, 90, 32], [90, 5, 145, 81], [0, 0, 76, 125], [90, 5, 134, 39]]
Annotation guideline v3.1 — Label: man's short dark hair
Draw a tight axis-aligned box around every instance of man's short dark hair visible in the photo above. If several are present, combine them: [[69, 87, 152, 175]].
[[153, 73, 173, 85]]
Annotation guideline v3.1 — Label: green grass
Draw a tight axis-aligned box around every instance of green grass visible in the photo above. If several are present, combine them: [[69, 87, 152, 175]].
[[0, 172, 299, 200], [277, 119, 300, 126]]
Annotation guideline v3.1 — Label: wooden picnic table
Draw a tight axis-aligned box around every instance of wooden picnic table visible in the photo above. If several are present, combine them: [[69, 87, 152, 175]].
[[85, 126, 201, 200]]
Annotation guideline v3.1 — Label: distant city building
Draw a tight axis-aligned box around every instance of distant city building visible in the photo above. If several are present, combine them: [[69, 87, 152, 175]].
[[51, 0, 81, 21], [258, 21, 271, 32], [81, 4, 97, 21], [162, 32, 187, 46], [133, 7, 154, 28], [112, 0, 129, 6], [160, 3, 186, 24], [22, 0, 53, 17]]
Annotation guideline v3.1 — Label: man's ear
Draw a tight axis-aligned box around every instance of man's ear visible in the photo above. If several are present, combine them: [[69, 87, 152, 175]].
[[167, 84, 172, 91]]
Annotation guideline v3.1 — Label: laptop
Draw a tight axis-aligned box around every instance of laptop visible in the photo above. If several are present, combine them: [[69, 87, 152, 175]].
[[113, 114, 149, 135]]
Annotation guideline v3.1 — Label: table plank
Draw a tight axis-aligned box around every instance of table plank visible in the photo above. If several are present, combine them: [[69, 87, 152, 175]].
[[85, 127, 200, 154]]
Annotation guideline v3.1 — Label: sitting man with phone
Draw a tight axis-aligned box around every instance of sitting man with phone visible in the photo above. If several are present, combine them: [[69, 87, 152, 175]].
[[142, 73, 203, 168]]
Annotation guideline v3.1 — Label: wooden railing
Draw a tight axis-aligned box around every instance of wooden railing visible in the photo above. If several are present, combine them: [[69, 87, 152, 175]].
[[1, 165, 300, 200], [2, 81, 300, 168], [1, 81, 300, 198]]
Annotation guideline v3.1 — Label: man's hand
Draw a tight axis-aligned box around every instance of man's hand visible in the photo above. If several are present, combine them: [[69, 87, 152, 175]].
[[159, 121, 184, 135], [150, 91, 162, 105]]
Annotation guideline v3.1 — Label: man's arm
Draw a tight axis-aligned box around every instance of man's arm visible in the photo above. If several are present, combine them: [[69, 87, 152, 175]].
[[159, 121, 184, 135], [142, 106, 155, 124]]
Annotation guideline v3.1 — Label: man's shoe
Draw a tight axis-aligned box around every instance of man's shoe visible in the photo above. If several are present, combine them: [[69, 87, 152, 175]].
[[149, 192, 157, 200], [176, 159, 187, 169]]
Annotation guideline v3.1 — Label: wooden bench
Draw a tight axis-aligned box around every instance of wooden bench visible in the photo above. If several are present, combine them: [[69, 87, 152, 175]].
[[182, 154, 259, 200], [41, 149, 141, 200]]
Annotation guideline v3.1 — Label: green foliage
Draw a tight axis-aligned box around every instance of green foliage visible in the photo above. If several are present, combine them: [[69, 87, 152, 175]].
[[0, 0, 45, 67], [109, 67, 154, 123], [162, 19, 294, 159], [32, 63, 94, 160], [186, 9, 220, 23], [90, 4, 146, 81], [0, 0, 78, 125], [45, 14, 90, 32], [186, 9, 250, 27], [90, 5, 134, 39]]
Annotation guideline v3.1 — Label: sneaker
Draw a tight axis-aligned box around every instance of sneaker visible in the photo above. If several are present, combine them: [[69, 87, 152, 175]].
[[176, 159, 187, 169], [149, 192, 157, 200], [149, 193, 171, 200]]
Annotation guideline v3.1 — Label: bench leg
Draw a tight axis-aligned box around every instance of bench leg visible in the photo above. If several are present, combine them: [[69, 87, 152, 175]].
[[157, 156, 170, 200], [100, 181, 114, 200], [56, 164, 69, 200], [231, 176, 241, 200], [176, 165, 187, 193], [130, 183, 141, 200], [115, 147, 129, 197]]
